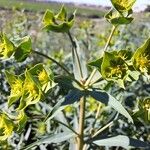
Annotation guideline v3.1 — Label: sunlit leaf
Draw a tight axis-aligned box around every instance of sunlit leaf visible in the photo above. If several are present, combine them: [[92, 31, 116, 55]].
[[0, 113, 14, 141], [14, 36, 32, 62], [0, 33, 15, 59], [5, 71, 24, 107], [42, 6, 76, 32], [132, 38, 150, 75], [110, 0, 136, 13], [18, 70, 44, 110]]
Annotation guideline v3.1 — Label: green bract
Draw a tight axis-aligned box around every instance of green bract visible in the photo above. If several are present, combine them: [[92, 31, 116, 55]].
[[132, 38, 150, 75], [15, 111, 27, 132], [5, 71, 24, 107], [6, 64, 56, 110], [14, 36, 32, 62], [101, 51, 129, 88], [110, 0, 136, 13], [0, 113, 14, 141], [105, 9, 133, 25], [28, 63, 56, 93], [138, 98, 150, 122], [42, 6, 76, 32], [0, 34, 15, 59]]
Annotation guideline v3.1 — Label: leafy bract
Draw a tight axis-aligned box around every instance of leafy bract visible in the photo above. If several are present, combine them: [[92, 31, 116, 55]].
[[6, 64, 56, 110], [88, 89, 133, 123], [132, 38, 150, 75], [110, 0, 136, 13], [18, 70, 44, 110], [105, 9, 133, 25], [42, 6, 76, 32], [5, 71, 24, 107], [134, 98, 150, 123], [0, 113, 14, 141], [14, 36, 32, 62], [0, 33, 15, 59], [15, 111, 27, 132], [101, 51, 129, 88], [27, 63, 56, 94], [93, 135, 150, 149]]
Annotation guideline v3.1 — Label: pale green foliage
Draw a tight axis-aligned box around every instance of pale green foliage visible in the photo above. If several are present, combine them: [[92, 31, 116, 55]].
[[42, 5, 76, 32]]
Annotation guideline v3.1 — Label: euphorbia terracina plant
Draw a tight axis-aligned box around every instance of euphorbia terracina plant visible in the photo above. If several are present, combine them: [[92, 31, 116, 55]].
[[0, 0, 150, 149]]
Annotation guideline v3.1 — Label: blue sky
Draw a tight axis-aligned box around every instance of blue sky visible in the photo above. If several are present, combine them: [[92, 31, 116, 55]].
[[49, 0, 150, 10]]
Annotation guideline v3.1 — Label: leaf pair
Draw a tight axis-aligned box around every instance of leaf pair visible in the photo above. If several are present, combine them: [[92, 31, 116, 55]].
[[42, 6, 76, 33], [5, 63, 56, 110], [0, 33, 32, 62]]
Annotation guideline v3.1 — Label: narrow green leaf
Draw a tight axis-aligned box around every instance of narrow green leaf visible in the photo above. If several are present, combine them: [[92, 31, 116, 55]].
[[23, 132, 76, 150], [89, 89, 133, 123]]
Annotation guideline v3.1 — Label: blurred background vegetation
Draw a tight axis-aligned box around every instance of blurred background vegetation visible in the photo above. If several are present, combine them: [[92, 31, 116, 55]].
[[0, 0, 150, 149]]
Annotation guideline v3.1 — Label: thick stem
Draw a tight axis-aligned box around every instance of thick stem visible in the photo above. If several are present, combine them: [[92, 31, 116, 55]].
[[78, 96, 86, 150]]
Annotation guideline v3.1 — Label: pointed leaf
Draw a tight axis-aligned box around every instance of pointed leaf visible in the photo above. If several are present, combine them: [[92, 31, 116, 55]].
[[89, 89, 133, 123], [24, 131, 76, 150]]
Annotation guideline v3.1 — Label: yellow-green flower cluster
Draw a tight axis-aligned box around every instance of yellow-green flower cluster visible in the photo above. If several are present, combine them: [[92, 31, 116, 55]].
[[6, 63, 56, 110]]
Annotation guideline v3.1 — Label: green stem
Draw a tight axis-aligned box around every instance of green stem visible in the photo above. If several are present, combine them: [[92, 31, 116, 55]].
[[67, 31, 84, 79], [78, 96, 86, 150], [32, 50, 72, 76], [85, 25, 117, 87]]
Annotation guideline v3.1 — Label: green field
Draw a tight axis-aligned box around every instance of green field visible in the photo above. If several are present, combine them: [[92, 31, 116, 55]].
[[0, 0, 106, 17]]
